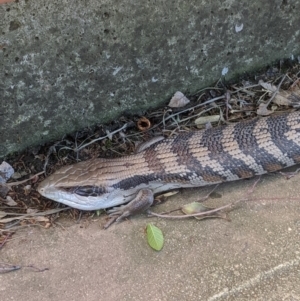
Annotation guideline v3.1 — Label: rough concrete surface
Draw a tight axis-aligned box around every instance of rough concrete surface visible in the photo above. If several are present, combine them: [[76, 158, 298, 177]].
[[1, 171, 299, 301], [1, 0, 300, 157]]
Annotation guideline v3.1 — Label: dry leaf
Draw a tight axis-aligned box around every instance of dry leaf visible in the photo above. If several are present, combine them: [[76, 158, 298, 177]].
[[259, 80, 277, 92], [181, 202, 228, 220], [27, 208, 38, 214], [195, 115, 221, 127], [0, 211, 7, 218], [257, 103, 274, 116], [168, 91, 190, 108], [34, 216, 50, 222], [259, 80, 300, 107], [5, 196, 17, 206], [0, 161, 14, 183], [24, 185, 32, 195], [272, 91, 292, 106], [11, 172, 22, 180]]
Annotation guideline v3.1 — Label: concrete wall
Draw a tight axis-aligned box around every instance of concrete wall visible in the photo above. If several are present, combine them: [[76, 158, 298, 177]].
[[1, 0, 299, 157]]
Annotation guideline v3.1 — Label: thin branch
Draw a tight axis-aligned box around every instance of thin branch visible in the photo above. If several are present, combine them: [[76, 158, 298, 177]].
[[265, 74, 287, 106], [0, 263, 21, 274], [147, 199, 247, 219], [74, 123, 129, 152], [6, 171, 44, 187]]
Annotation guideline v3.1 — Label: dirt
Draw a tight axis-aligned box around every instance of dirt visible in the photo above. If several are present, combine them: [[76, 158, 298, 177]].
[[1, 170, 300, 301]]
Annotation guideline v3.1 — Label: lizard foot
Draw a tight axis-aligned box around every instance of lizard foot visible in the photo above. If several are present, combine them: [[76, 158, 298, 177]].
[[107, 188, 154, 223]]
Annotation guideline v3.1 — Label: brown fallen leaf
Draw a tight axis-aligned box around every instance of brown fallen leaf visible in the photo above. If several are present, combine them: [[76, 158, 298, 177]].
[[256, 103, 274, 116], [259, 80, 277, 92]]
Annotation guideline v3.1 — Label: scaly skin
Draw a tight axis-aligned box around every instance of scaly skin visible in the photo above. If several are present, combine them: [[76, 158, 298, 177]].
[[38, 111, 300, 217]]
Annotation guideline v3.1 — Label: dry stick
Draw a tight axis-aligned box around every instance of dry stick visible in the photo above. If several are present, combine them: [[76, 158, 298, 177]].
[[148, 177, 262, 220], [241, 196, 300, 202], [126, 95, 227, 139], [0, 232, 12, 249], [155, 184, 221, 216], [246, 176, 261, 194], [0, 263, 21, 274], [265, 74, 287, 107], [278, 167, 300, 180], [1, 224, 51, 232], [147, 200, 247, 219], [3, 220, 21, 229], [225, 91, 231, 121], [6, 171, 45, 187], [43, 140, 62, 173], [103, 215, 119, 229], [161, 95, 226, 127], [24, 265, 49, 272], [175, 106, 218, 124], [75, 123, 129, 152], [231, 84, 261, 94]]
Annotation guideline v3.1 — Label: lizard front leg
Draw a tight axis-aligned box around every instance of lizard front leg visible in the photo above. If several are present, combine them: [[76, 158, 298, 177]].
[[108, 189, 154, 222]]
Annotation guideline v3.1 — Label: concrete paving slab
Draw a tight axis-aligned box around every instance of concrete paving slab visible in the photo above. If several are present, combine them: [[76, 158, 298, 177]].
[[1, 171, 300, 301]]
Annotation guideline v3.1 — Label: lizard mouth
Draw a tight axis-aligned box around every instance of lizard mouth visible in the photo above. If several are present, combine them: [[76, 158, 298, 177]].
[[59, 185, 106, 197]]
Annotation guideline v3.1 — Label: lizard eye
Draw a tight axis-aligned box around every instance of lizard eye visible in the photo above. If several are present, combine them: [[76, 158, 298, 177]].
[[61, 185, 106, 197]]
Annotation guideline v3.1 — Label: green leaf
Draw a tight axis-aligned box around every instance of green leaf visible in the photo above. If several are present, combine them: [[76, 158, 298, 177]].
[[146, 223, 164, 251]]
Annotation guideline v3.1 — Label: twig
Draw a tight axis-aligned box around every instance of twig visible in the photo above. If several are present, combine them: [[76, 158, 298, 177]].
[[246, 176, 261, 194], [175, 106, 218, 124], [147, 199, 247, 219], [231, 84, 261, 94], [225, 91, 231, 121], [147, 176, 261, 220], [0, 224, 45, 232], [6, 171, 45, 187], [43, 141, 62, 173], [198, 184, 220, 202], [103, 216, 119, 229], [150, 185, 220, 216], [74, 123, 129, 152], [0, 232, 13, 249], [278, 168, 300, 180], [0, 263, 21, 274], [0, 207, 69, 224], [160, 95, 226, 125], [25, 265, 49, 272], [265, 74, 287, 106], [126, 95, 226, 139]]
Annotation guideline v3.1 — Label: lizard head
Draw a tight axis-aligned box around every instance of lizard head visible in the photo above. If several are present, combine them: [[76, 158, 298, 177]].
[[37, 159, 125, 210]]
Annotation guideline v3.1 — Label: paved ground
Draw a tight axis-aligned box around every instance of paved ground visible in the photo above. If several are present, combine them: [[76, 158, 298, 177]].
[[1, 171, 300, 301]]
